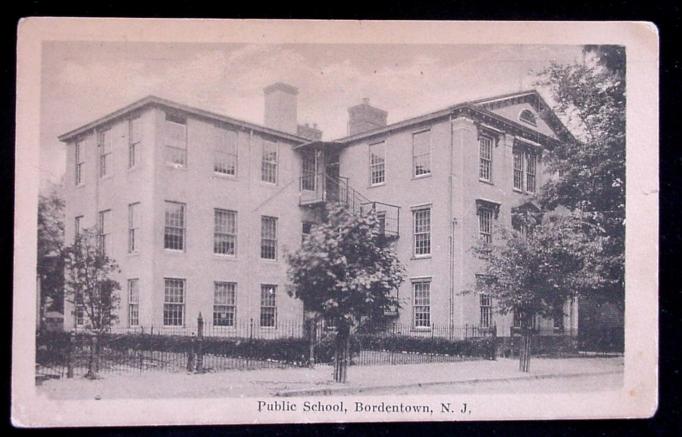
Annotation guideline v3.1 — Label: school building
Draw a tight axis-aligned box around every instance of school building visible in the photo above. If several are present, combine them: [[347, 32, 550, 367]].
[[59, 83, 579, 338]]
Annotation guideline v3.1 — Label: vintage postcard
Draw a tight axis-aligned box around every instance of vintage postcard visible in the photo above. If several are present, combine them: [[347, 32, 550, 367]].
[[13, 18, 658, 426]]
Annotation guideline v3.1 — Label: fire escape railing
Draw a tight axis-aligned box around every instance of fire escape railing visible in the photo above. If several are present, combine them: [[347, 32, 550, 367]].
[[299, 172, 400, 238]]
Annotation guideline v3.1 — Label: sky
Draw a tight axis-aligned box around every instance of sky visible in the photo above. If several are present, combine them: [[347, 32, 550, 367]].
[[40, 42, 584, 187]]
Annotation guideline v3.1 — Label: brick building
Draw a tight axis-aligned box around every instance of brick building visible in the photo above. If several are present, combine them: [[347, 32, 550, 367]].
[[59, 83, 578, 338]]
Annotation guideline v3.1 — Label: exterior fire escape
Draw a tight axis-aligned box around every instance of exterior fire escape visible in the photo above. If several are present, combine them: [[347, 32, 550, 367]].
[[299, 171, 400, 239]]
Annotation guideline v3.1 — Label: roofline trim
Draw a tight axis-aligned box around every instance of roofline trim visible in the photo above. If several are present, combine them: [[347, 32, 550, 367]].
[[58, 95, 309, 143], [335, 103, 564, 147]]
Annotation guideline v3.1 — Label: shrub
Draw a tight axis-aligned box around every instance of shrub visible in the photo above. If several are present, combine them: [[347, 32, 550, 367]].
[[354, 334, 497, 359], [101, 333, 311, 366]]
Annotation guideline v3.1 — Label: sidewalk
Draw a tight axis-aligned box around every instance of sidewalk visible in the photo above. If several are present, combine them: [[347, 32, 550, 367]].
[[37, 356, 623, 400]]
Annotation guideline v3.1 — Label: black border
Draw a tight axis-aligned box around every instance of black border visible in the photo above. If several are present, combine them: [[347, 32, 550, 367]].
[[3, 0, 681, 435]]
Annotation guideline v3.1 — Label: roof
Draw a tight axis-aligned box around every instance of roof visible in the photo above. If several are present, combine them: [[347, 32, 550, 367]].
[[58, 95, 309, 143], [334, 89, 574, 146]]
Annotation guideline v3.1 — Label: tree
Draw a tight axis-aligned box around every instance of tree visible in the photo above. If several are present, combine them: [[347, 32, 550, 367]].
[[37, 186, 65, 323], [535, 45, 626, 307], [63, 228, 121, 378], [473, 212, 604, 372], [286, 204, 405, 382]]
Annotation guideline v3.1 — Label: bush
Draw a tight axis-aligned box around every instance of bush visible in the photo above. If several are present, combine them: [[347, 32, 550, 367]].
[[313, 332, 362, 363], [101, 333, 311, 366], [354, 333, 496, 359]]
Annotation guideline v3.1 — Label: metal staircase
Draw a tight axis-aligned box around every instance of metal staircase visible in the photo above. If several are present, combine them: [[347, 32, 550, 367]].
[[299, 172, 400, 238]]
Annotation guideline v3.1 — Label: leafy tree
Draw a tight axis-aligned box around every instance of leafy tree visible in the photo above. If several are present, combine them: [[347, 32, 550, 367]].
[[287, 204, 405, 382], [473, 212, 604, 372], [535, 45, 626, 307], [37, 186, 65, 322], [63, 228, 121, 378]]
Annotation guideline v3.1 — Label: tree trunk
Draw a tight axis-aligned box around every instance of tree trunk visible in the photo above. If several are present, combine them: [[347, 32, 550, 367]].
[[333, 326, 350, 383], [519, 328, 532, 373], [85, 334, 97, 379]]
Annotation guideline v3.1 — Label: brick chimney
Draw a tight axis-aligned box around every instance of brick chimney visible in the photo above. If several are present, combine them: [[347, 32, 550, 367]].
[[347, 98, 388, 136], [264, 82, 298, 134]]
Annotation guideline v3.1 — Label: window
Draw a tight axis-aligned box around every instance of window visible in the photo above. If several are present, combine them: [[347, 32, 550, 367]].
[[163, 278, 185, 326], [413, 207, 431, 256], [300, 151, 317, 191], [214, 209, 237, 255], [412, 279, 431, 328], [98, 129, 112, 178], [260, 216, 277, 259], [128, 279, 139, 327], [513, 149, 524, 190], [74, 215, 83, 243], [519, 109, 537, 126], [479, 136, 493, 182], [260, 284, 277, 327], [261, 139, 278, 183], [302, 222, 313, 244], [412, 130, 431, 176], [479, 293, 493, 328], [513, 147, 539, 193], [128, 203, 140, 253], [213, 282, 236, 327], [164, 113, 187, 168], [75, 292, 85, 326], [525, 152, 537, 193], [512, 309, 522, 328], [128, 116, 142, 168], [75, 141, 84, 185], [478, 207, 493, 243], [164, 201, 185, 250], [553, 306, 565, 332], [377, 211, 387, 236], [98, 210, 111, 255], [214, 128, 237, 176], [369, 141, 386, 185]]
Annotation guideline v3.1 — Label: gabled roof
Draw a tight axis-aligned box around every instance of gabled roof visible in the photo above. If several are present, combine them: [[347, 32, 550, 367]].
[[58, 95, 309, 143], [335, 89, 575, 146], [470, 89, 575, 143]]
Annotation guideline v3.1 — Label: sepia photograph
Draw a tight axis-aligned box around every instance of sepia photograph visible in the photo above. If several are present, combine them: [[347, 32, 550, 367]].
[[13, 19, 658, 426]]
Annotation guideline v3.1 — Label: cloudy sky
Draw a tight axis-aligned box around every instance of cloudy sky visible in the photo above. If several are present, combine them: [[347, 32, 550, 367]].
[[40, 42, 583, 186]]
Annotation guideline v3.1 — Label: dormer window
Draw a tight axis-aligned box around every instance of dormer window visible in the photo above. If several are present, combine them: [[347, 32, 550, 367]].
[[519, 109, 537, 126]]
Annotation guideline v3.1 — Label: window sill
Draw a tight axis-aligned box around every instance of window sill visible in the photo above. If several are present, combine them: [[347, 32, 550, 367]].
[[165, 163, 188, 171], [512, 187, 523, 193], [127, 251, 140, 257], [99, 174, 114, 182], [164, 249, 186, 255], [260, 181, 278, 187], [479, 179, 494, 186], [75, 183, 85, 189], [412, 173, 432, 181], [213, 172, 238, 180], [260, 258, 279, 263], [368, 182, 386, 189], [411, 327, 432, 333], [411, 255, 432, 260], [127, 165, 140, 173], [214, 254, 238, 261]]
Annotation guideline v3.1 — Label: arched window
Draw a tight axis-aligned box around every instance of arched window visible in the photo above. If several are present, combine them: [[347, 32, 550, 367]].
[[519, 109, 537, 126]]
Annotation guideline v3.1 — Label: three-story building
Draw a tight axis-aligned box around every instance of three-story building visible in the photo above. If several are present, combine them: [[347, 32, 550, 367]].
[[59, 83, 578, 338]]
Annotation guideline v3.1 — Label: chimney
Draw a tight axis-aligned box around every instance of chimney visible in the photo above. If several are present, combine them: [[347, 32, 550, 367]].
[[264, 82, 298, 134], [347, 98, 388, 136]]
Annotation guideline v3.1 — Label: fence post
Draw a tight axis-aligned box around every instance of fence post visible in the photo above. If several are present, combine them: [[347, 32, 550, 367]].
[[491, 324, 498, 360], [187, 335, 195, 373], [66, 331, 75, 378], [196, 313, 204, 373], [249, 318, 254, 340], [307, 318, 316, 368]]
